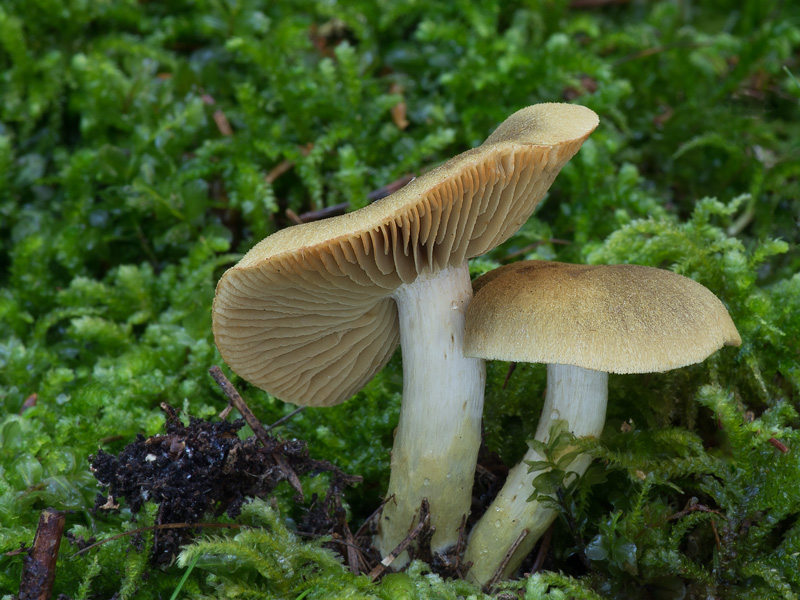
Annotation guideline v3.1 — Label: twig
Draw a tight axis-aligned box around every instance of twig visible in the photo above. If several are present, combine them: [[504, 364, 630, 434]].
[[367, 174, 415, 202], [475, 463, 498, 485], [18, 508, 65, 600], [208, 366, 271, 447], [667, 501, 726, 521], [208, 366, 305, 500], [486, 529, 529, 590], [266, 159, 295, 184], [296, 202, 349, 223], [354, 495, 393, 540], [285, 208, 303, 225], [530, 523, 553, 573], [448, 514, 470, 578], [19, 393, 37, 415], [768, 437, 789, 453], [389, 83, 409, 130], [454, 514, 468, 562], [710, 519, 722, 551], [264, 406, 306, 433], [272, 451, 305, 502], [99, 434, 125, 445], [218, 403, 234, 420], [334, 495, 361, 575], [369, 500, 431, 581], [213, 110, 233, 137], [265, 143, 313, 185], [502, 362, 517, 390]]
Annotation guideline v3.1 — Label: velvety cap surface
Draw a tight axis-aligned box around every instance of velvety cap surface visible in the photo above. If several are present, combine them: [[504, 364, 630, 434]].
[[465, 261, 741, 373], [213, 105, 599, 406]]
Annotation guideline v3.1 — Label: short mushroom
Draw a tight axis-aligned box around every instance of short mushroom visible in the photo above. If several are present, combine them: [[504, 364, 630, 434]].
[[461, 260, 741, 586], [212, 105, 599, 561]]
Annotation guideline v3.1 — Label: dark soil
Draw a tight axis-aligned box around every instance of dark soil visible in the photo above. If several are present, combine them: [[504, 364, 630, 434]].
[[89, 402, 517, 578], [90, 403, 360, 565]]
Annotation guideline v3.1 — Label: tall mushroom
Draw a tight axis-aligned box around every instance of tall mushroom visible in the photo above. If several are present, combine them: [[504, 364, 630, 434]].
[[462, 260, 741, 586], [212, 105, 599, 560]]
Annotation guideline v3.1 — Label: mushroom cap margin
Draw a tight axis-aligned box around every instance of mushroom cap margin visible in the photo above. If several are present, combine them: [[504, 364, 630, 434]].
[[464, 260, 742, 374]]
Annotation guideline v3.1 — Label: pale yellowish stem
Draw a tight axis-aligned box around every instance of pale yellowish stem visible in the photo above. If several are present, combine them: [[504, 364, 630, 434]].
[[375, 264, 485, 564], [464, 364, 608, 586]]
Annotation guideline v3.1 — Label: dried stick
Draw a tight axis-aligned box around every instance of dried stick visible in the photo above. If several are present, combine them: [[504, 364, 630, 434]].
[[296, 202, 349, 223], [264, 406, 306, 433], [18, 508, 66, 600], [354, 495, 393, 540], [367, 174, 415, 202], [209, 366, 305, 500], [486, 528, 529, 590], [530, 523, 553, 574], [369, 500, 431, 581], [768, 437, 789, 453], [502, 362, 517, 390]]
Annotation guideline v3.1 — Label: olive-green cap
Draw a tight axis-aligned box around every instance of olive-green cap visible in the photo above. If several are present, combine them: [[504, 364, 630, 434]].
[[465, 261, 741, 373]]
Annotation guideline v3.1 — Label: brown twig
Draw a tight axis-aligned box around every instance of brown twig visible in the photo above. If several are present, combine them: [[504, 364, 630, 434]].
[[667, 501, 726, 522], [218, 403, 234, 420], [768, 437, 789, 453], [264, 406, 307, 433], [272, 452, 305, 502], [354, 495, 394, 540], [530, 524, 553, 574], [285, 208, 303, 225], [296, 202, 349, 223], [486, 528, 529, 589], [213, 110, 233, 137], [710, 519, 722, 551], [209, 366, 271, 447], [389, 83, 409, 130], [208, 366, 305, 500], [502, 362, 517, 390], [266, 159, 295, 184], [445, 514, 470, 578], [332, 495, 361, 575], [19, 393, 37, 414], [283, 174, 415, 227], [454, 514, 468, 563], [17, 508, 66, 600], [367, 174, 415, 202], [369, 500, 431, 581]]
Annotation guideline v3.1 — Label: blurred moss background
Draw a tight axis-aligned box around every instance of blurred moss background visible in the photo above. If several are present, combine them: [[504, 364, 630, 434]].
[[1, 0, 799, 598]]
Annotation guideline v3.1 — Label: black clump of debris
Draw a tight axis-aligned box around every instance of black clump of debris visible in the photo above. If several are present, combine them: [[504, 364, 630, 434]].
[[91, 403, 359, 565]]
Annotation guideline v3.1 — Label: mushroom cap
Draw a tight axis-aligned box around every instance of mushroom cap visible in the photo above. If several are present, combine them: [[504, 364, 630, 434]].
[[465, 261, 741, 374], [213, 104, 599, 406]]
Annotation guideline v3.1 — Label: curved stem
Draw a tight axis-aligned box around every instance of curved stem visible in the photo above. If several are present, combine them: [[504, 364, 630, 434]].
[[464, 364, 608, 586], [374, 264, 485, 563]]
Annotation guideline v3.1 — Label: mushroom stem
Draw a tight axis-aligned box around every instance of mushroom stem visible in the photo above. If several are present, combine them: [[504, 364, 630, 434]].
[[375, 264, 485, 563], [464, 363, 607, 586]]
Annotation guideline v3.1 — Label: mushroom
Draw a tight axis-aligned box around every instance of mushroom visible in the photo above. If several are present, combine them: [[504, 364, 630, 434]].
[[212, 105, 599, 560], [461, 260, 741, 586]]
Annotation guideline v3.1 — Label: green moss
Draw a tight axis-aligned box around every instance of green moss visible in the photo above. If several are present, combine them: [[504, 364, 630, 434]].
[[1, 0, 799, 597]]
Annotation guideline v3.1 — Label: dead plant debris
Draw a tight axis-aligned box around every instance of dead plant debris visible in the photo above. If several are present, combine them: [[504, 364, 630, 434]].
[[90, 400, 360, 565]]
